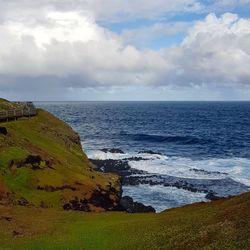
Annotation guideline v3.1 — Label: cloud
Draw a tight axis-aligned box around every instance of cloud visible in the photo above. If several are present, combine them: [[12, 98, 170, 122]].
[[0, 0, 202, 23], [0, 9, 249, 99], [76, 0, 202, 22], [174, 13, 250, 85], [0, 11, 170, 87]]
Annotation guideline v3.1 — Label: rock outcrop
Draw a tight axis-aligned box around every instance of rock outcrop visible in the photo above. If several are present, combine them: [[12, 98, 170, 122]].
[[101, 148, 125, 154], [90, 158, 250, 200], [118, 196, 155, 213], [0, 127, 7, 135]]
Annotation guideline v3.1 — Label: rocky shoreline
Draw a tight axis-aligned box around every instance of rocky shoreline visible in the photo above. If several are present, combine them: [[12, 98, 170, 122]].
[[90, 148, 250, 206]]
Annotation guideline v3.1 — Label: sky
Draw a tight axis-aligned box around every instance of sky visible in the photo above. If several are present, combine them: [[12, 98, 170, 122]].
[[0, 0, 250, 101]]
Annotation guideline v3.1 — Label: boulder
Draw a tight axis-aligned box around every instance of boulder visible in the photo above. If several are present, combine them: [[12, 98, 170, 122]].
[[138, 150, 162, 155], [205, 192, 221, 200], [101, 148, 125, 154], [0, 127, 7, 136], [119, 196, 155, 213]]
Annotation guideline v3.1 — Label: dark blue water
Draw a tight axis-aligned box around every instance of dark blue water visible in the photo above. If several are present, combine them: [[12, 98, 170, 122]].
[[37, 102, 250, 211], [38, 101, 250, 159]]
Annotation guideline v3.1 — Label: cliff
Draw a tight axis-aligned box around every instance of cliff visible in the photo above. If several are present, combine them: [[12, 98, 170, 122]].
[[0, 101, 121, 211]]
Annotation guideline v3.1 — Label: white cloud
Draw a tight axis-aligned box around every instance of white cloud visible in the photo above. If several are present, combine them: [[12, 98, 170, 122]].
[[176, 13, 250, 85], [0, 9, 250, 99], [5, 11, 104, 48], [0, 11, 170, 85], [78, 0, 202, 22], [0, 0, 202, 23]]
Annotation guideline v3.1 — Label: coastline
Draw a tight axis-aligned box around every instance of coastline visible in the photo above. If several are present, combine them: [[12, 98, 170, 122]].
[[88, 148, 250, 212], [0, 99, 250, 249]]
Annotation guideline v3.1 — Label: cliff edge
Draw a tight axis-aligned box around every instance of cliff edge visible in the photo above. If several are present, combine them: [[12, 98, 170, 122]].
[[0, 99, 121, 211]]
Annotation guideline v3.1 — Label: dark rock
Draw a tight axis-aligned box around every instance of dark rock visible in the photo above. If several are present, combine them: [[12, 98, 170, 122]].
[[0, 216, 12, 222], [63, 197, 90, 212], [17, 197, 29, 206], [118, 196, 134, 212], [91, 159, 130, 171], [12, 230, 21, 237], [37, 184, 77, 192], [90, 159, 146, 177], [189, 168, 228, 176], [205, 192, 221, 200], [123, 157, 145, 161], [63, 186, 120, 212], [138, 150, 162, 155], [15, 155, 43, 170], [89, 188, 118, 210], [0, 127, 7, 136], [101, 148, 125, 154], [118, 196, 155, 213], [122, 175, 249, 200], [24, 155, 42, 166], [14, 155, 53, 170], [90, 157, 249, 202], [132, 202, 156, 213]]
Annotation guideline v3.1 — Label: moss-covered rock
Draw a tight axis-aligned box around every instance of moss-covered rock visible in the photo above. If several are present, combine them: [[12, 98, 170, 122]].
[[0, 99, 121, 211]]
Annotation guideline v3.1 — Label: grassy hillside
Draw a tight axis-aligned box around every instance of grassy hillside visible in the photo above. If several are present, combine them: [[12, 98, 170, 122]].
[[0, 107, 121, 211], [0, 98, 22, 111], [0, 191, 249, 250]]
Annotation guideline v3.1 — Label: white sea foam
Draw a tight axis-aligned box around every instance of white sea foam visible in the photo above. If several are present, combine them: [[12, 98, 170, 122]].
[[87, 149, 250, 186], [86, 150, 131, 160], [123, 184, 208, 212]]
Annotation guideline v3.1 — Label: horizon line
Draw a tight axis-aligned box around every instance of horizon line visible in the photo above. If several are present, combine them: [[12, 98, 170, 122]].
[[29, 100, 250, 102]]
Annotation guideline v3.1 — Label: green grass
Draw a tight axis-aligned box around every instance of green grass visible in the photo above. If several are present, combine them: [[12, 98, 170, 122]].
[[0, 147, 28, 169], [0, 107, 120, 210], [0, 191, 250, 250]]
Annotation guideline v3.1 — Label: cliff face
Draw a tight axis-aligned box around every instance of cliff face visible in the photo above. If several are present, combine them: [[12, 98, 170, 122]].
[[0, 103, 121, 211]]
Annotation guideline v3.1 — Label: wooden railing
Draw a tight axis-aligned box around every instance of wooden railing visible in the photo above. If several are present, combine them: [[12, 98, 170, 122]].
[[0, 102, 37, 122]]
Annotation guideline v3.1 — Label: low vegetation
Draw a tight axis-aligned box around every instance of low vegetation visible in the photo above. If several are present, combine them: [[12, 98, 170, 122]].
[[0, 98, 22, 111]]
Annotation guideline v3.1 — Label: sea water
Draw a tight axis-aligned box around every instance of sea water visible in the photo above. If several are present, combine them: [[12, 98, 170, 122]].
[[37, 102, 250, 211]]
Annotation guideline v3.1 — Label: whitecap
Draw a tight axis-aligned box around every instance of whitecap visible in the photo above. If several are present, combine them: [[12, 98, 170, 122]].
[[87, 149, 250, 186], [122, 184, 208, 212]]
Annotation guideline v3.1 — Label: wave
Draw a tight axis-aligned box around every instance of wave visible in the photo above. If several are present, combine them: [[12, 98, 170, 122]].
[[120, 133, 213, 145], [122, 184, 208, 212], [87, 149, 250, 186]]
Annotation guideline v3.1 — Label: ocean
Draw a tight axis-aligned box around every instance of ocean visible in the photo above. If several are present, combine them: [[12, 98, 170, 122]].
[[37, 102, 250, 212]]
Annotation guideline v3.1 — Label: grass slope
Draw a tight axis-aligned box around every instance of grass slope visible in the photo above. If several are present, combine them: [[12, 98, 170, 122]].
[[0, 108, 120, 211], [0, 98, 22, 111], [0, 191, 249, 250]]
